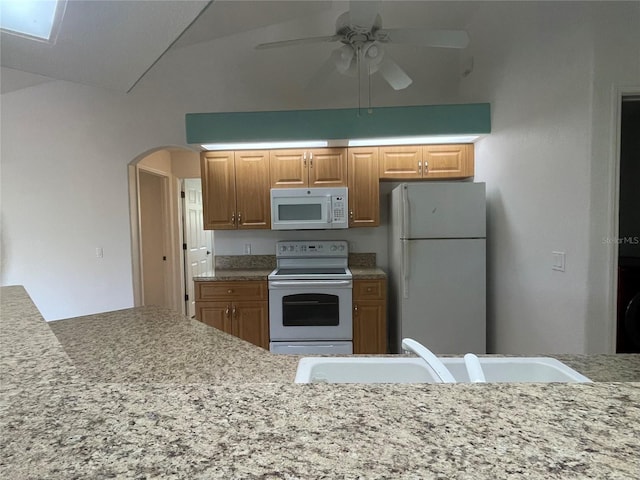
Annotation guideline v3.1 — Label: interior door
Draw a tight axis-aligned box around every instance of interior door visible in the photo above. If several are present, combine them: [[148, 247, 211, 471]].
[[184, 178, 213, 317]]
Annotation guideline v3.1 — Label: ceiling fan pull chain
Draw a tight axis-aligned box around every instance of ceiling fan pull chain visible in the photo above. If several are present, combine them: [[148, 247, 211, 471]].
[[357, 45, 362, 117], [368, 61, 373, 114]]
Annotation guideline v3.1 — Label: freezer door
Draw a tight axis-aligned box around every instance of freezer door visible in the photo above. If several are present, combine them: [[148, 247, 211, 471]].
[[401, 183, 486, 239], [398, 238, 486, 354]]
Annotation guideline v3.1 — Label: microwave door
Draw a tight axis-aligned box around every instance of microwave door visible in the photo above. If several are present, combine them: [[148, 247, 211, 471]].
[[272, 196, 329, 229]]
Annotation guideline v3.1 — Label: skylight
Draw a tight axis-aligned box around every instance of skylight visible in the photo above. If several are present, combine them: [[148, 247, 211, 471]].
[[0, 0, 63, 42]]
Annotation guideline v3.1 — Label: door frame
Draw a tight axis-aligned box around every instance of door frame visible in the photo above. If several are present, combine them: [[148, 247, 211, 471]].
[[134, 165, 179, 310], [608, 87, 640, 352], [128, 149, 190, 313]]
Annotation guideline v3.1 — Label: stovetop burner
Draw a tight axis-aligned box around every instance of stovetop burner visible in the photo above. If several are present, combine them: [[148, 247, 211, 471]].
[[269, 240, 351, 282]]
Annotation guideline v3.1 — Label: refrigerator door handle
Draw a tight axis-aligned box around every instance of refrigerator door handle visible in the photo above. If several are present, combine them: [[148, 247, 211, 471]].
[[401, 185, 409, 237], [402, 239, 409, 299]]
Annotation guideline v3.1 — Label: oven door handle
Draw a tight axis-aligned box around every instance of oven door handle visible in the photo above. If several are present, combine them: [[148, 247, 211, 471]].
[[269, 280, 352, 288]]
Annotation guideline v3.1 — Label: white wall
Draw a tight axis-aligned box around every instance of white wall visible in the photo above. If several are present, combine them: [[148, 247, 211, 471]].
[[1, 2, 638, 356], [459, 2, 639, 353]]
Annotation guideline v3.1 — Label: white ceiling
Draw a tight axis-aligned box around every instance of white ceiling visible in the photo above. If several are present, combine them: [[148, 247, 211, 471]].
[[0, 1, 476, 95]]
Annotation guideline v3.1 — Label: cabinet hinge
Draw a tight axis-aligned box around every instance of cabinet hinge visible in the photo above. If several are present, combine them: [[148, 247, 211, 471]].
[[183, 243, 187, 250], [181, 191, 185, 198], [184, 294, 189, 301]]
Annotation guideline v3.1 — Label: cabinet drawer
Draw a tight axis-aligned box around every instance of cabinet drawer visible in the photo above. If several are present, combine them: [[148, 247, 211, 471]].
[[196, 281, 267, 301], [353, 279, 385, 300]]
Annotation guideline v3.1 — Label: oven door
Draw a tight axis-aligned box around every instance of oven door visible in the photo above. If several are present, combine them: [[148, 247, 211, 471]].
[[269, 280, 352, 341]]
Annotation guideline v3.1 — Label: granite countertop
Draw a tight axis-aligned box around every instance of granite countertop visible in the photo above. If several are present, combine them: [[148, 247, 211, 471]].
[[2, 285, 640, 479], [194, 253, 387, 281]]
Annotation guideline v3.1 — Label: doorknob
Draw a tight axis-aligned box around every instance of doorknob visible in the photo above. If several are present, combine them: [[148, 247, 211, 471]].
[[206, 251, 211, 255]]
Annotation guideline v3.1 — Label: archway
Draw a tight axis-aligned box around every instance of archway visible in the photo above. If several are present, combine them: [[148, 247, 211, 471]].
[[128, 146, 210, 315]]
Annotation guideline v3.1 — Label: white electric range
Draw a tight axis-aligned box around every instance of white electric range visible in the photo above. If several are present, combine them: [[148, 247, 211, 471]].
[[268, 240, 353, 354]]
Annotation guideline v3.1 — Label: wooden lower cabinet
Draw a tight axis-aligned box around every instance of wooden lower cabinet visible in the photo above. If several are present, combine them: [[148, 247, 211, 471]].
[[352, 278, 387, 354], [195, 280, 269, 349]]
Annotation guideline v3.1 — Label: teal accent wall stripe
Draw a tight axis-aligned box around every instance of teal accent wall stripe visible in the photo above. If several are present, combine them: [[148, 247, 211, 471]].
[[185, 103, 491, 144]]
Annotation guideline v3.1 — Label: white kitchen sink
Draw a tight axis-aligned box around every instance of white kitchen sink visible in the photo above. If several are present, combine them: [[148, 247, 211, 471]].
[[294, 356, 592, 384]]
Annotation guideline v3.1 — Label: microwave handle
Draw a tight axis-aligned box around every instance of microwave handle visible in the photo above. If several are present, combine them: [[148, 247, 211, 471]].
[[327, 198, 332, 223]]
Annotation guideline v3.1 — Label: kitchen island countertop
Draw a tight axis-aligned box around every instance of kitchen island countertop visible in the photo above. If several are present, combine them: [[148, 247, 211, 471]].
[[2, 285, 639, 479]]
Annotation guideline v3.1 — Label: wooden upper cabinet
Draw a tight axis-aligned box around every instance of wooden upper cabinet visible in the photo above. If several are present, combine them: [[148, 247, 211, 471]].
[[269, 149, 307, 187], [270, 148, 347, 188], [234, 150, 271, 229], [379, 145, 422, 179], [308, 148, 347, 187], [379, 144, 474, 180], [200, 150, 270, 230], [423, 144, 474, 179], [201, 151, 236, 229], [347, 147, 379, 228]]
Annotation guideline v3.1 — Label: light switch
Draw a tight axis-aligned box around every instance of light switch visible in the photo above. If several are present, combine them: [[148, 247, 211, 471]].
[[552, 251, 565, 272], [95, 247, 104, 258]]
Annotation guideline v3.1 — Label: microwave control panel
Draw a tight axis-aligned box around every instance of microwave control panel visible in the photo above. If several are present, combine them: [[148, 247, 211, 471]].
[[332, 195, 346, 223]]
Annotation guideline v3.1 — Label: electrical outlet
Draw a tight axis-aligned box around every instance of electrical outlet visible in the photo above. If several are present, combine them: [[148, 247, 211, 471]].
[[244, 243, 251, 255]]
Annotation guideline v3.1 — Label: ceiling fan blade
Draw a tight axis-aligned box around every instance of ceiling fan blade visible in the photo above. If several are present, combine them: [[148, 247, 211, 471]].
[[378, 28, 470, 48], [333, 45, 355, 74], [349, 0, 381, 31], [256, 34, 342, 50], [378, 56, 412, 90]]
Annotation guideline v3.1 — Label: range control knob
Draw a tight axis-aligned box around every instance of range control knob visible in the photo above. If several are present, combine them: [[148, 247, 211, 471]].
[[330, 245, 337, 251], [339, 245, 345, 251]]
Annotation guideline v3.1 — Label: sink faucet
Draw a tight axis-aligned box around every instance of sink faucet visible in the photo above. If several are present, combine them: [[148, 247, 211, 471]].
[[401, 338, 457, 383]]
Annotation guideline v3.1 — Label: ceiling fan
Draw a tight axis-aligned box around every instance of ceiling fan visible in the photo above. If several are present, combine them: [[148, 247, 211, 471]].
[[255, 1, 469, 91]]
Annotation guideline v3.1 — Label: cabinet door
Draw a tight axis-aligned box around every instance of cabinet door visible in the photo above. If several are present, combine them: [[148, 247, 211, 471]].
[[231, 301, 269, 349], [347, 147, 379, 227], [201, 151, 237, 229], [353, 302, 387, 354], [308, 148, 347, 187], [423, 144, 474, 179], [269, 149, 306, 188], [196, 301, 232, 333], [235, 151, 271, 229], [352, 279, 387, 354], [378, 146, 423, 179]]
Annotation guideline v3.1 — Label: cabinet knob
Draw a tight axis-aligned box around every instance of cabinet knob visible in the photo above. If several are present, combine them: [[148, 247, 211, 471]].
[[237, 212, 242, 224], [231, 213, 235, 224], [367, 287, 372, 292], [225, 306, 230, 317], [227, 289, 233, 294], [232, 305, 237, 317], [354, 305, 359, 315], [424, 160, 429, 172], [418, 161, 422, 173], [349, 210, 353, 219]]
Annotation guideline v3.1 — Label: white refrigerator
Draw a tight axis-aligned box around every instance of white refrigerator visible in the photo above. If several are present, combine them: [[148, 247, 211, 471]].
[[388, 182, 486, 354]]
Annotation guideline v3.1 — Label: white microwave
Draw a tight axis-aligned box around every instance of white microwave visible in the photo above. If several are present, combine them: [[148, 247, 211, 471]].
[[271, 187, 348, 230]]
